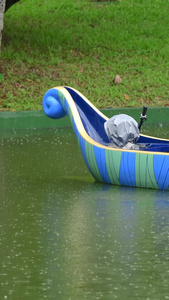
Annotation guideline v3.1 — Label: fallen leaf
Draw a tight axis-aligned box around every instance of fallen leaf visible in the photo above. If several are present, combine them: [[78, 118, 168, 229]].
[[124, 94, 130, 100]]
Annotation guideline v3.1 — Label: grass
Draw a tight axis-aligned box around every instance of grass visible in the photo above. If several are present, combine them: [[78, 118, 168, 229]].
[[0, 0, 169, 111]]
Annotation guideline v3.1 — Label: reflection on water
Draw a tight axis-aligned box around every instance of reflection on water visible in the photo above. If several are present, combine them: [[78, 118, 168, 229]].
[[1, 127, 169, 300]]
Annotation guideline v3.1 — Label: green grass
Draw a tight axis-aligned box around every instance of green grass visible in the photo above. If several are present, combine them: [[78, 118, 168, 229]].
[[0, 0, 169, 111]]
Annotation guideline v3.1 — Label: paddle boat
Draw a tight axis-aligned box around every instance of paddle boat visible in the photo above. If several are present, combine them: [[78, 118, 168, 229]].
[[43, 86, 169, 190]]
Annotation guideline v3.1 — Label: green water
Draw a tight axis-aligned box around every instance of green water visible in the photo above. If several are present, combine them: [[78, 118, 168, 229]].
[[1, 127, 169, 300]]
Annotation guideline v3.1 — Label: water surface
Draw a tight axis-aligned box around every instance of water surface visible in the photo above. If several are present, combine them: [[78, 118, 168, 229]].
[[1, 126, 169, 300]]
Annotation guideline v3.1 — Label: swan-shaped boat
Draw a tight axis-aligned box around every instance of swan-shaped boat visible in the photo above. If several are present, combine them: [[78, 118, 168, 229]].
[[43, 86, 169, 190]]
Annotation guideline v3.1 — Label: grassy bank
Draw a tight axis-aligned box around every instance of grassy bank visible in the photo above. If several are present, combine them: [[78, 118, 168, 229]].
[[0, 0, 169, 111]]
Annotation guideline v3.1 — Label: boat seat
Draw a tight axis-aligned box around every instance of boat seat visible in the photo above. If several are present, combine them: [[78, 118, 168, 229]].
[[139, 143, 169, 152]]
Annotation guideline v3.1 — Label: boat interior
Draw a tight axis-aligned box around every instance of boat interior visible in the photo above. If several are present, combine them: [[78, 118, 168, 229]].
[[65, 87, 169, 153]]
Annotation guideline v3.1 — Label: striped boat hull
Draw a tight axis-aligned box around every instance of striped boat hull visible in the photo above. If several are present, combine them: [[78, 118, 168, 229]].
[[43, 86, 169, 190]]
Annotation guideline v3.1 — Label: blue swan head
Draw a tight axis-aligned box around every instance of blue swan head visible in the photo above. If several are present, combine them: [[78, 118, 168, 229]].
[[42, 89, 66, 119]]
